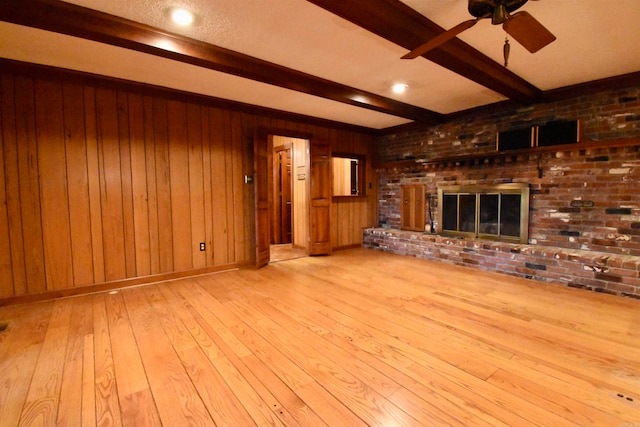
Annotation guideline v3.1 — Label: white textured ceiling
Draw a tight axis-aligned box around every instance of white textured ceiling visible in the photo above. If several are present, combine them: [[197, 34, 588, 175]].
[[1, 0, 639, 129]]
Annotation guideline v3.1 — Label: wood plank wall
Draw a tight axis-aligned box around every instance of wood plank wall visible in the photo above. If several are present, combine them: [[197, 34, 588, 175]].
[[331, 133, 377, 250], [0, 64, 377, 301]]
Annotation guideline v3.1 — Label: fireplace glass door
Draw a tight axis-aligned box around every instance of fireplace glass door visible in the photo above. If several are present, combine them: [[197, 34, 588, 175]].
[[437, 183, 529, 243]]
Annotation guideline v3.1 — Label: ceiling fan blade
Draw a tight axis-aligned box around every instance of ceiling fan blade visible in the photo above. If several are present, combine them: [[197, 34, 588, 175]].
[[402, 19, 479, 59], [503, 11, 556, 53]]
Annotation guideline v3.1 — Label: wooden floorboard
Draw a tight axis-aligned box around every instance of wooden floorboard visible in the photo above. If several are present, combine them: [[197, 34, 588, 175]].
[[1, 248, 639, 426]]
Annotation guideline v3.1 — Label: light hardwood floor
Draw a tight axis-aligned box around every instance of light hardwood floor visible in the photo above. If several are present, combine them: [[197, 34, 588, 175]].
[[1, 248, 639, 426], [270, 244, 307, 263]]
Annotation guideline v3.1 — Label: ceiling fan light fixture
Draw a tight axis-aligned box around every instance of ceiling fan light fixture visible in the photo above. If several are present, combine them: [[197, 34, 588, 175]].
[[492, 4, 508, 25]]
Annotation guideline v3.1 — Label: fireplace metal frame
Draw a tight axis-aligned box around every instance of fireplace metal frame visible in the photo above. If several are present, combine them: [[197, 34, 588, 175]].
[[437, 183, 530, 243]]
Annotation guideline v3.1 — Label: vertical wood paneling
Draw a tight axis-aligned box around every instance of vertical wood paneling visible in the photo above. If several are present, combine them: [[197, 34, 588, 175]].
[[220, 111, 235, 262], [15, 76, 46, 294], [0, 65, 378, 300], [240, 113, 256, 262], [201, 107, 214, 267], [153, 97, 174, 273], [35, 79, 73, 290], [228, 111, 241, 263], [117, 90, 137, 278], [143, 95, 160, 275], [0, 74, 20, 296], [0, 122, 11, 297], [128, 92, 151, 277], [187, 103, 206, 269], [63, 82, 94, 286], [330, 132, 376, 249], [209, 108, 230, 265], [167, 100, 192, 271], [237, 113, 258, 261], [95, 87, 126, 281], [84, 86, 106, 284]]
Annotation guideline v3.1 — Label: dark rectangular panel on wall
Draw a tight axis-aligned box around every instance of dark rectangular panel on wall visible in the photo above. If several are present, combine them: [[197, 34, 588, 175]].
[[537, 120, 580, 147], [496, 127, 535, 151]]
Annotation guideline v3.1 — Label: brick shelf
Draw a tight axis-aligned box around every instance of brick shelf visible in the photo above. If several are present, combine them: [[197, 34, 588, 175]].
[[375, 137, 640, 171], [363, 228, 640, 299]]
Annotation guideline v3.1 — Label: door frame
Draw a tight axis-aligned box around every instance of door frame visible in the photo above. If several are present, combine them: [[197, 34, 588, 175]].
[[254, 128, 317, 267], [272, 142, 293, 244]]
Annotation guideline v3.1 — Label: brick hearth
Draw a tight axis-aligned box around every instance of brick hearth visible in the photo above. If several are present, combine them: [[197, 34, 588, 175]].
[[364, 228, 640, 298]]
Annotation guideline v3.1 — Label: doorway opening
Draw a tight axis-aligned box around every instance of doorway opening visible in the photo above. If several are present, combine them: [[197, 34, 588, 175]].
[[270, 135, 310, 263]]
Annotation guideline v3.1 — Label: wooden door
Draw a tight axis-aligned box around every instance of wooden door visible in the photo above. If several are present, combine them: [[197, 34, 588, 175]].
[[254, 133, 270, 267], [401, 184, 426, 231], [309, 139, 331, 255], [273, 144, 292, 244]]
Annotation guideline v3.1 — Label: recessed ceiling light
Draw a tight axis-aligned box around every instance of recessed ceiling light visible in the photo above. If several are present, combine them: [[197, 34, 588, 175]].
[[392, 83, 408, 94], [171, 8, 195, 26]]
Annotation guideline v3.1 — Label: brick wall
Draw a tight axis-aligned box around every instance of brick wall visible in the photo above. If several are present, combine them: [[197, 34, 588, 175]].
[[363, 228, 640, 298], [371, 82, 640, 298], [377, 85, 640, 164], [378, 145, 640, 256]]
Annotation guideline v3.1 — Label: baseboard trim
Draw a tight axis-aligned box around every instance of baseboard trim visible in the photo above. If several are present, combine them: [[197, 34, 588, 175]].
[[0, 263, 240, 307]]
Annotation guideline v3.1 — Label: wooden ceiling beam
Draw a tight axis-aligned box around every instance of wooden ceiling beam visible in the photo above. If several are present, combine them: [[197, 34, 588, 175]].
[[305, 0, 543, 103], [0, 0, 443, 124]]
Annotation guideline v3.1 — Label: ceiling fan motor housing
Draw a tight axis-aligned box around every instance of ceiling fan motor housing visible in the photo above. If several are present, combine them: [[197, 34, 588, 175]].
[[468, 0, 529, 19]]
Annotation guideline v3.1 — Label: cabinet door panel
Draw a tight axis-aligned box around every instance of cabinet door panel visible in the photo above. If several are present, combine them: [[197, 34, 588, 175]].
[[400, 185, 426, 232], [309, 139, 331, 255]]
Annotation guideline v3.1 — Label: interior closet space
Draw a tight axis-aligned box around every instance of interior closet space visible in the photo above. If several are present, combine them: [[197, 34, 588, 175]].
[[271, 136, 310, 259]]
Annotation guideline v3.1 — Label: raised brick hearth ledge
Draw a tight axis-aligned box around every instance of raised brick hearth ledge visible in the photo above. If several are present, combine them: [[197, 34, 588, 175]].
[[363, 228, 640, 299]]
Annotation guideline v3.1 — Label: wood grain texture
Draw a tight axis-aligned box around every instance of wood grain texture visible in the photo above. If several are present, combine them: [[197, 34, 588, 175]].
[[92, 294, 122, 426], [117, 89, 137, 280], [187, 103, 207, 270], [19, 298, 73, 426], [168, 99, 193, 272], [0, 76, 14, 297], [57, 297, 92, 426], [309, 139, 331, 255], [291, 137, 310, 251], [128, 92, 151, 277], [1, 75, 19, 296], [0, 0, 438, 122], [0, 64, 377, 301], [0, 303, 53, 426], [63, 82, 94, 287], [1, 248, 639, 425], [14, 76, 46, 294], [84, 86, 106, 284], [96, 86, 127, 282], [36, 79, 73, 290]]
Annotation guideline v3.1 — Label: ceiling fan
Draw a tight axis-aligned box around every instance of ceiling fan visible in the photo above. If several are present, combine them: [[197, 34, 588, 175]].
[[402, 0, 555, 67]]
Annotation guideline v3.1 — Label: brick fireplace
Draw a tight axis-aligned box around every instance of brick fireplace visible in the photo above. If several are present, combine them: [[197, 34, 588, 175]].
[[366, 81, 640, 299], [438, 183, 529, 243]]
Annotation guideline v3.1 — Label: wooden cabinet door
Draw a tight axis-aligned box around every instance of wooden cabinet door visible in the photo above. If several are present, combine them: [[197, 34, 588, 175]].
[[309, 139, 331, 255], [254, 133, 270, 267], [401, 185, 426, 231]]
